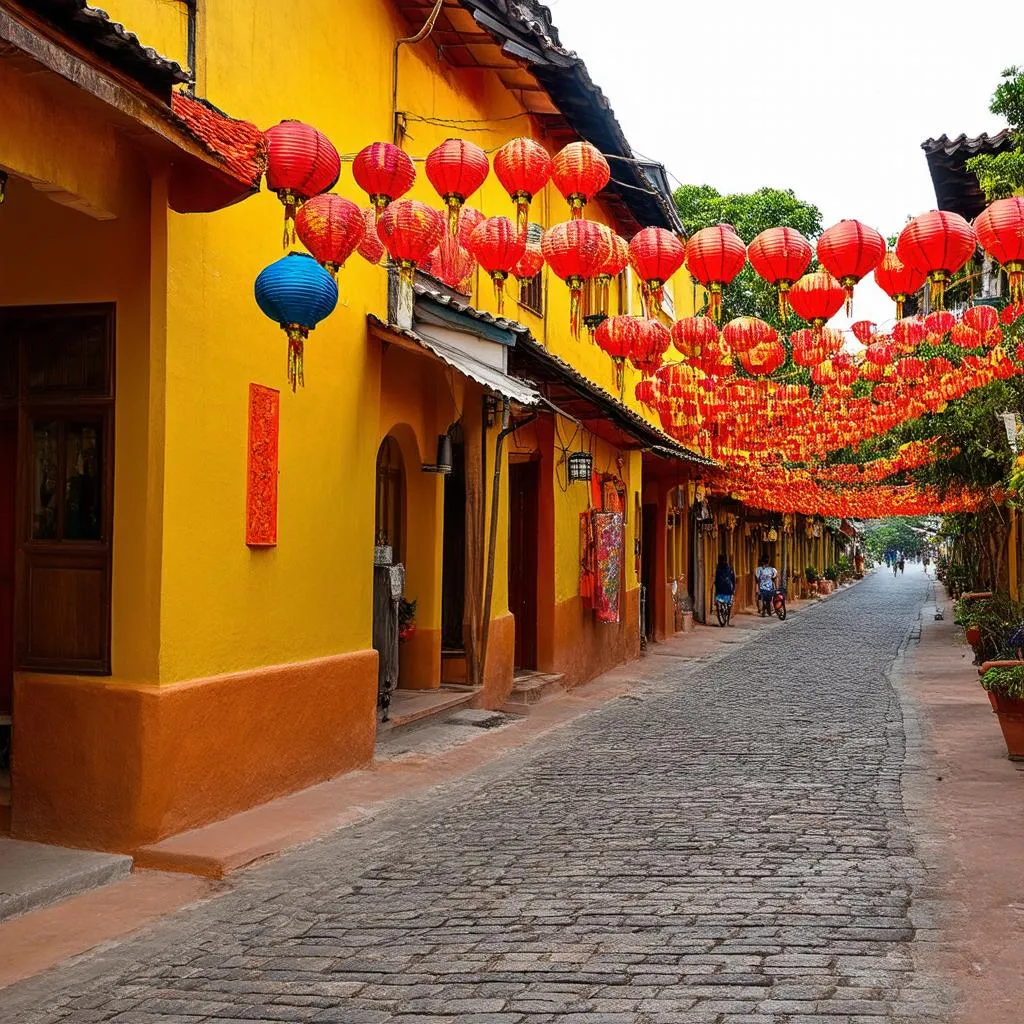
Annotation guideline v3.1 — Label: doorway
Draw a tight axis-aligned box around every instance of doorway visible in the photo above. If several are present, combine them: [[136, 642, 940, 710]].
[[0, 418, 14, 779], [508, 460, 539, 671], [641, 503, 657, 640], [440, 426, 466, 651]]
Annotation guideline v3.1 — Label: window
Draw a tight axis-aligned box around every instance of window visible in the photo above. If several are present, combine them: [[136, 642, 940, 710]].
[[519, 273, 543, 316], [375, 436, 405, 560]]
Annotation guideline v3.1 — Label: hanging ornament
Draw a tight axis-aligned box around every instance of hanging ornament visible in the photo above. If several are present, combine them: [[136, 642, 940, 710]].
[[351, 142, 416, 220], [962, 304, 1001, 347], [892, 317, 926, 351], [629, 318, 671, 377], [815, 220, 886, 315], [541, 219, 613, 338], [671, 316, 719, 360], [595, 315, 643, 390], [466, 217, 527, 315], [790, 328, 829, 367], [356, 208, 387, 266], [493, 137, 552, 235], [896, 211, 976, 311], [786, 271, 845, 332], [684, 225, 747, 322], [635, 378, 657, 407], [377, 199, 445, 307], [851, 320, 876, 344], [456, 207, 486, 249], [425, 139, 489, 235], [294, 194, 366, 276], [551, 142, 611, 219], [975, 197, 1024, 303], [254, 252, 339, 391], [864, 337, 895, 366], [747, 227, 813, 318], [586, 230, 629, 331], [514, 234, 545, 283], [628, 227, 687, 316], [873, 251, 926, 321], [722, 316, 777, 355], [424, 231, 476, 292], [738, 339, 786, 376], [264, 120, 341, 248]]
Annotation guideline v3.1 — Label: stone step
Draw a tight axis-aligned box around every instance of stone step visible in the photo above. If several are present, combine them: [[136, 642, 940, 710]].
[[0, 838, 132, 923], [505, 672, 566, 707]]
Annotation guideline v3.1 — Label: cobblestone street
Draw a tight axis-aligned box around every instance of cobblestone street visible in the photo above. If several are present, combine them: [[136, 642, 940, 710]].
[[3, 570, 952, 1024]]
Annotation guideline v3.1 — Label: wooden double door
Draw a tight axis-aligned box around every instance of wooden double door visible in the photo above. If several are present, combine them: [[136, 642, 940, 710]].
[[0, 305, 115, 702]]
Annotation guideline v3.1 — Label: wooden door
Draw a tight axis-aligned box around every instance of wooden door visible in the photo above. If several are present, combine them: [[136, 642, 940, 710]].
[[641, 503, 657, 639], [441, 432, 466, 650], [0, 419, 15, 716], [508, 460, 538, 671]]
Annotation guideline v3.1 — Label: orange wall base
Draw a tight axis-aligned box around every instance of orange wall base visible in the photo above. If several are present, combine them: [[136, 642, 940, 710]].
[[398, 627, 441, 690], [11, 650, 378, 852], [547, 589, 640, 688], [477, 612, 515, 709]]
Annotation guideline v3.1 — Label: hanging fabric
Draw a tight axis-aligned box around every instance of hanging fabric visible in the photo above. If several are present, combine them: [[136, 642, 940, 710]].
[[592, 509, 623, 624]]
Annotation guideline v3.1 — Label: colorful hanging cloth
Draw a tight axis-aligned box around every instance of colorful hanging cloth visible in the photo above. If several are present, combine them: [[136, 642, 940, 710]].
[[592, 509, 623, 624]]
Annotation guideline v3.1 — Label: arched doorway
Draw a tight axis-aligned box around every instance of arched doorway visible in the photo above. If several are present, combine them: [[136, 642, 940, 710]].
[[375, 436, 404, 559], [440, 422, 466, 655]]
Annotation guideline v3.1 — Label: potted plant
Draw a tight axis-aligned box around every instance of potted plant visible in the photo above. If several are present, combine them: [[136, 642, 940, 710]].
[[980, 664, 1024, 760], [804, 566, 818, 585], [398, 598, 417, 643]]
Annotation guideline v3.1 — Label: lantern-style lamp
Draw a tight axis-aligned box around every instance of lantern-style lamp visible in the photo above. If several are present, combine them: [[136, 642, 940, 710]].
[[352, 142, 416, 220], [551, 142, 610, 219], [425, 139, 490, 235], [567, 450, 594, 482], [254, 252, 339, 391], [294, 194, 366, 276], [493, 137, 552, 234]]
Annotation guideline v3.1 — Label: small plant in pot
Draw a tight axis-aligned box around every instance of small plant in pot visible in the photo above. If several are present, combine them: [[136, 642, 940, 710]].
[[980, 664, 1024, 760], [804, 566, 818, 584], [398, 598, 417, 643]]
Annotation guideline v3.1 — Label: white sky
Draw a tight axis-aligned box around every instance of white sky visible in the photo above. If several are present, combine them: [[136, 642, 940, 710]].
[[545, 0, 1021, 338]]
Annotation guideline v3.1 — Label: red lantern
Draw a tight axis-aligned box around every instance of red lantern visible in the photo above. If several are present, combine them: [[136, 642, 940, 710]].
[[595, 315, 643, 390], [377, 200, 445, 298], [265, 120, 341, 247], [851, 320, 876, 344], [551, 142, 611, 219], [924, 309, 956, 339], [425, 139, 489, 235], [787, 271, 845, 330], [352, 142, 415, 220], [950, 322, 981, 350], [738, 339, 786, 376], [685, 226, 747, 322], [723, 316, 777, 354], [493, 138, 552, 234], [963, 304, 1000, 338], [791, 328, 828, 367], [874, 251, 927, 320], [629, 319, 671, 377], [892, 317, 926, 351], [514, 243, 545, 282], [629, 228, 687, 313], [542, 220, 613, 337], [816, 220, 886, 314], [671, 316, 719, 359], [357, 208, 386, 265], [864, 338, 895, 366], [975, 197, 1024, 304], [425, 232, 476, 293], [455, 207, 486, 249], [467, 217, 527, 315], [896, 211, 976, 310], [1001, 302, 1024, 325], [635, 378, 657, 407], [295, 194, 366, 276], [747, 227, 812, 318]]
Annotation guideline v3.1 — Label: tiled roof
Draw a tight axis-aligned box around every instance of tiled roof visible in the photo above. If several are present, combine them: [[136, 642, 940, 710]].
[[921, 129, 1016, 220], [29, 0, 189, 95], [413, 281, 530, 335], [170, 93, 267, 190], [458, 0, 684, 234]]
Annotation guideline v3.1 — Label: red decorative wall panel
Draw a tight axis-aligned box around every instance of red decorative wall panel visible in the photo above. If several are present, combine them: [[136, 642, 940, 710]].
[[246, 384, 280, 547]]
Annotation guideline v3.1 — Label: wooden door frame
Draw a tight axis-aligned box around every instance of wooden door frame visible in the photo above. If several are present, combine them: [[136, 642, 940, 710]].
[[508, 457, 540, 671], [2, 304, 116, 675]]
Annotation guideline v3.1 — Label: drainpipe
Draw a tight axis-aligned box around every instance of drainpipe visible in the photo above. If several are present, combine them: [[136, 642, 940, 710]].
[[392, 0, 445, 145], [478, 400, 537, 689]]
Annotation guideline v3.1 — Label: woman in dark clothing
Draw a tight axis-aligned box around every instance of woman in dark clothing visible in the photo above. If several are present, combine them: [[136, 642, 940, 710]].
[[714, 553, 737, 624]]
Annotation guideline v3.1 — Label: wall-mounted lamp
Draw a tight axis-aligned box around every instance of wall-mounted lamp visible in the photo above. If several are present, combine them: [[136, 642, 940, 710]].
[[483, 394, 498, 428], [567, 450, 593, 483], [422, 434, 453, 475]]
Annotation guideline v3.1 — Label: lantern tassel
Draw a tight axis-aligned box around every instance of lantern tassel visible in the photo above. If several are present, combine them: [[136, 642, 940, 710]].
[[514, 193, 530, 236], [1008, 263, 1024, 304], [895, 295, 905, 320], [568, 194, 585, 221], [446, 196, 462, 237], [285, 325, 307, 392], [493, 272, 506, 316], [614, 359, 624, 397], [708, 284, 723, 324], [569, 279, 583, 339], [281, 192, 300, 249]]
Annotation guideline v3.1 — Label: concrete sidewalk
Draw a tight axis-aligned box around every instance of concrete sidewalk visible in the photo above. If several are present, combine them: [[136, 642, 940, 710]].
[[896, 573, 1024, 1024]]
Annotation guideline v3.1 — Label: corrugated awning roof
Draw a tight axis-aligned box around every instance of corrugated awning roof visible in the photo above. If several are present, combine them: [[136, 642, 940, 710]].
[[368, 314, 540, 406], [921, 129, 1014, 220], [22, 0, 189, 97]]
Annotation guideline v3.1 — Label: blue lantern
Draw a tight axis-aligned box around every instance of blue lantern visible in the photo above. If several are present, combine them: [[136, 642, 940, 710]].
[[255, 252, 338, 390]]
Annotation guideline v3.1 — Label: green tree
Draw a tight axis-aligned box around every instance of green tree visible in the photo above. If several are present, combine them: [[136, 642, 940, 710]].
[[862, 519, 928, 559], [965, 65, 1024, 201], [673, 184, 823, 330]]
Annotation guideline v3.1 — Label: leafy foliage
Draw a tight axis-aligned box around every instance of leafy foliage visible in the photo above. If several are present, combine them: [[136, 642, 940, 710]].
[[862, 518, 928, 558], [982, 664, 1024, 698], [673, 184, 823, 330], [955, 593, 1024, 662], [965, 66, 1024, 201]]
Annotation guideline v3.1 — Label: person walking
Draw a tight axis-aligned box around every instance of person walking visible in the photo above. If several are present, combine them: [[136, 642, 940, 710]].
[[714, 553, 737, 626], [898, 556, 905, 575], [754, 555, 778, 616]]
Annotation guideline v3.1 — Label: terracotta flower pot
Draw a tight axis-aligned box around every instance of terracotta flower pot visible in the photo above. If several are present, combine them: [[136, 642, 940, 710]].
[[992, 692, 1024, 760], [966, 624, 982, 647]]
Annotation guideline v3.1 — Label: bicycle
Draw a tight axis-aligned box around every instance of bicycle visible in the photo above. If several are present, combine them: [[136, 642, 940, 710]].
[[759, 588, 787, 621], [714, 593, 733, 627]]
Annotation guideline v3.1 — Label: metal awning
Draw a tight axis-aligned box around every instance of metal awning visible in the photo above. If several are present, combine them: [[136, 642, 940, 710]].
[[368, 315, 540, 406]]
